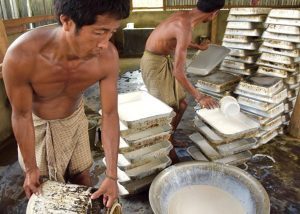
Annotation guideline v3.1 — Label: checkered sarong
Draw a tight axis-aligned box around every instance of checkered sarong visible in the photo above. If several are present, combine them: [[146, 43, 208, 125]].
[[18, 100, 93, 182]]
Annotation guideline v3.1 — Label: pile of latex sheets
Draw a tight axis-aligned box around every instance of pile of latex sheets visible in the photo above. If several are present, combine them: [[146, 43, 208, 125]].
[[220, 8, 271, 76], [195, 71, 241, 100], [187, 108, 260, 166], [255, 9, 300, 133], [100, 91, 174, 196], [235, 74, 288, 148]]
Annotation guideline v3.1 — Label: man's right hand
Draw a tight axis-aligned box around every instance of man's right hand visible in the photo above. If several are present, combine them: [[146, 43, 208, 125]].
[[23, 167, 41, 198]]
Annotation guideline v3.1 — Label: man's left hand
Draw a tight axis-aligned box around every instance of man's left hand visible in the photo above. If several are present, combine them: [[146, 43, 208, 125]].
[[198, 39, 210, 51], [91, 178, 118, 208]]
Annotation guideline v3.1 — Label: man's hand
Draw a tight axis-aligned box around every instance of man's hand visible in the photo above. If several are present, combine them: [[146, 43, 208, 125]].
[[197, 94, 219, 109], [23, 167, 41, 198], [189, 39, 210, 51], [91, 178, 118, 208], [197, 39, 210, 51]]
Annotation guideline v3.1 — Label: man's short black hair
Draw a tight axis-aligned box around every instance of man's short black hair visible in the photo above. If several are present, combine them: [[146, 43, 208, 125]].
[[197, 0, 225, 13], [54, 0, 130, 29]]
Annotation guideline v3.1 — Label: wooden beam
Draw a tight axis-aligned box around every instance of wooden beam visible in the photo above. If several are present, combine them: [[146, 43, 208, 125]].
[[288, 92, 300, 139], [211, 16, 218, 45], [0, 20, 8, 63], [164, 5, 300, 10], [3, 15, 56, 28], [6, 25, 27, 35]]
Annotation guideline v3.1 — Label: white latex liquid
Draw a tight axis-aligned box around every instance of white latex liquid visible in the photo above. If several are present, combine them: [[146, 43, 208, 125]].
[[168, 185, 246, 214]]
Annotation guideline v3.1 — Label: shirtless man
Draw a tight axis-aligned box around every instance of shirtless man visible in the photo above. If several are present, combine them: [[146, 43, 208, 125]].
[[140, 0, 224, 153], [2, 0, 129, 208]]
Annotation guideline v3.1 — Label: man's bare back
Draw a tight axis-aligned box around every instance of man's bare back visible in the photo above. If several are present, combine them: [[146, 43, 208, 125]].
[[145, 11, 193, 55]]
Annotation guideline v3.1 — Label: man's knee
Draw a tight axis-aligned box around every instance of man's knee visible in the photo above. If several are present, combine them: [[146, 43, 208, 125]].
[[179, 99, 188, 110]]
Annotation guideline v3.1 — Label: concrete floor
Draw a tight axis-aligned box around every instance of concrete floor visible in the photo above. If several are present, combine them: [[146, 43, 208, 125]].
[[0, 68, 299, 213]]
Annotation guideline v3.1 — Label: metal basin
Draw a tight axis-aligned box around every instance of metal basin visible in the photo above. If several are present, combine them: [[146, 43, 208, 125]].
[[149, 162, 270, 214]]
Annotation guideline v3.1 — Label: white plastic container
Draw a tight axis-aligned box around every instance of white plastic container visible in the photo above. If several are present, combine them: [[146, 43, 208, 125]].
[[220, 96, 240, 117]]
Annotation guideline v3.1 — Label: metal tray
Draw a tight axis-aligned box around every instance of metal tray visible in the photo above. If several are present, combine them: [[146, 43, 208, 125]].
[[197, 88, 225, 99], [240, 103, 285, 118], [259, 45, 300, 58], [226, 22, 264, 29], [266, 24, 300, 35], [256, 130, 278, 146], [260, 52, 296, 65], [214, 151, 253, 165], [236, 75, 283, 97], [266, 17, 300, 27], [262, 31, 300, 43], [123, 141, 172, 163], [237, 96, 277, 111], [124, 156, 171, 180], [229, 8, 271, 15], [223, 35, 261, 43], [118, 173, 157, 196], [229, 48, 259, 57], [120, 132, 171, 153], [242, 111, 272, 125], [123, 124, 171, 142], [284, 75, 299, 85], [194, 117, 224, 144], [262, 39, 297, 50], [186, 146, 209, 161], [119, 117, 172, 137], [225, 29, 263, 37], [227, 14, 267, 22], [269, 9, 300, 19], [221, 60, 257, 70], [235, 88, 288, 104], [260, 53, 295, 65], [261, 116, 282, 132], [187, 45, 230, 76], [117, 91, 174, 128], [256, 59, 297, 72], [189, 132, 221, 160], [222, 41, 261, 50], [220, 66, 256, 76], [196, 109, 260, 139], [225, 55, 258, 64], [195, 72, 241, 93], [257, 66, 288, 78], [216, 138, 257, 156]]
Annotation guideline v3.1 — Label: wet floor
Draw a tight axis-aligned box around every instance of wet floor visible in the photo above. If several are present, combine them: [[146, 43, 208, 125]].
[[0, 70, 299, 213]]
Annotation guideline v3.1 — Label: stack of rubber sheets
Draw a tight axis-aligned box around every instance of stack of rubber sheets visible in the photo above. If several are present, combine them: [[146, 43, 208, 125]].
[[235, 75, 286, 147], [100, 91, 174, 196], [195, 71, 241, 99], [257, 9, 300, 130], [187, 107, 260, 166], [221, 8, 271, 76]]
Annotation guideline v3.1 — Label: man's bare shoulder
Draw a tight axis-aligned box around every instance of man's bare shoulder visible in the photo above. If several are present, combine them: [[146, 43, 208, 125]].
[[6, 26, 56, 59], [97, 42, 119, 75]]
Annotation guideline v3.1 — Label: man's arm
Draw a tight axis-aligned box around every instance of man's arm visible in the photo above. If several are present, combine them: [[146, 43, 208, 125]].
[[173, 24, 218, 109], [2, 47, 40, 198], [91, 43, 120, 207]]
